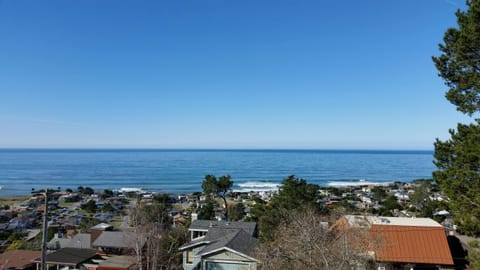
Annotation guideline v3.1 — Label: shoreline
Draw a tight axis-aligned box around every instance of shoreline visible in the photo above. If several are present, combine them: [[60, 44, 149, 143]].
[[0, 180, 407, 200]]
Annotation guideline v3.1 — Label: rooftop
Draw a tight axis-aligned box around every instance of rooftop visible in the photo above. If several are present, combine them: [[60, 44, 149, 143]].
[[367, 216, 441, 227], [189, 220, 257, 236], [180, 220, 258, 261], [0, 250, 41, 269], [98, 255, 136, 268], [197, 228, 257, 257], [91, 223, 114, 230], [92, 231, 138, 249], [343, 215, 442, 228], [371, 225, 454, 265], [33, 248, 97, 266]]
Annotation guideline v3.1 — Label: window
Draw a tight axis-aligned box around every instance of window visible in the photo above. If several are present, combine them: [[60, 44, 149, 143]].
[[192, 230, 207, 239], [186, 250, 194, 264]]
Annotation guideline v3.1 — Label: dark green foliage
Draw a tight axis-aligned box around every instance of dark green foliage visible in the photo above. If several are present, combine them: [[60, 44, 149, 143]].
[[252, 175, 320, 241], [79, 218, 102, 232], [78, 186, 94, 195], [201, 174, 233, 220], [338, 199, 356, 212], [410, 181, 432, 209], [154, 194, 171, 205], [198, 198, 216, 220], [7, 231, 25, 242], [379, 208, 393, 217], [432, 0, 480, 237], [228, 203, 245, 221], [81, 200, 97, 213], [23, 227, 57, 251], [434, 122, 480, 236], [383, 195, 401, 211], [468, 250, 480, 270], [0, 232, 10, 240], [432, 0, 480, 115], [371, 186, 387, 202], [84, 187, 94, 195], [64, 195, 80, 203], [102, 189, 113, 199], [326, 187, 343, 197], [65, 188, 73, 193], [102, 203, 116, 213]]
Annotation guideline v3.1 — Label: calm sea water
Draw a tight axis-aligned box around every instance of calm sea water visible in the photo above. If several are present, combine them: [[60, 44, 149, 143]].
[[0, 149, 435, 196]]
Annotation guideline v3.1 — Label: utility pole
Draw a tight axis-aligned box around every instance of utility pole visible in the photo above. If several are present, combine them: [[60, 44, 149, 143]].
[[41, 188, 48, 270]]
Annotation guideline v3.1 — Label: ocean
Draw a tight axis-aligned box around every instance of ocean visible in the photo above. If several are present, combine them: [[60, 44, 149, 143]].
[[0, 149, 436, 196]]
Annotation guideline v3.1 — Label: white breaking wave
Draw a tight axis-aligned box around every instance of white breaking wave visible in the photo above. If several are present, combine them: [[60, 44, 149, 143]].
[[234, 181, 280, 192], [116, 187, 145, 193], [327, 180, 390, 187]]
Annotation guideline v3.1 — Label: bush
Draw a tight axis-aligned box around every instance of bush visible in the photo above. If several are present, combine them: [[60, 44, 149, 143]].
[[81, 200, 97, 213], [470, 240, 480, 248]]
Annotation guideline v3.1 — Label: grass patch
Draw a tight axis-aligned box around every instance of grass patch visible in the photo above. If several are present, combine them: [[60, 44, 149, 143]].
[[0, 196, 30, 201], [111, 221, 123, 229], [0, 196, 30, 207]]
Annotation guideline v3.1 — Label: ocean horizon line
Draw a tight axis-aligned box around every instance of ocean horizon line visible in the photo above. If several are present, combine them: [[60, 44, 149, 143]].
[[0, 148, 434, 154]]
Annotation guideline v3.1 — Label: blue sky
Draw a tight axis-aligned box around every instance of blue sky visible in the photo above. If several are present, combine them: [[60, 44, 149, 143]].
[[0, 0, 472, 149]]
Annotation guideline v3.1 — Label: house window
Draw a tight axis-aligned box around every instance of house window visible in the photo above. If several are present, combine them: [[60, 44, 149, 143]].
[[192, 230, 207, 239], [186, 250, 194, 264]]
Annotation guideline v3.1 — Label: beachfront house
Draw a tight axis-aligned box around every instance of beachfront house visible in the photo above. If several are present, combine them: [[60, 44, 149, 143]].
[[179, 220, 259, 270], [337, 215, 455, 270]]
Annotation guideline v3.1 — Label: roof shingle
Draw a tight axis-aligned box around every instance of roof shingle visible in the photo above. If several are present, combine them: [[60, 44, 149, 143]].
[[33, 248, 97, 266]]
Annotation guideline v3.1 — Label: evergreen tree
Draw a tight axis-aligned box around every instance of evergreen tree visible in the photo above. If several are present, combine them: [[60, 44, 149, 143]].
[[434, 123, 480, 235], [432, 0, 480, 236], [432, 0, 480, 115], [201, 174, 233, 220], [253, 175, 320, 241]]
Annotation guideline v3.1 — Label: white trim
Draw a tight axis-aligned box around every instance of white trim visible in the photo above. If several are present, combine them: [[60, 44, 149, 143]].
[[179, 240, 210, 251], [200, 247, 259, 262], [188, 228, 209, 232]]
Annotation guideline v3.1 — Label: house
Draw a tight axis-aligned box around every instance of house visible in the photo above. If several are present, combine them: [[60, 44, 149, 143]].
[[32, 248, 99, 270], [338, 215, 455, 270], [0, 250, 41, 270], [83, 255, 137, 270], [179, 220, 259, 270], [97, 256, 137, 270], [92, 231, 138, 256], [48, 233, 92, 250]]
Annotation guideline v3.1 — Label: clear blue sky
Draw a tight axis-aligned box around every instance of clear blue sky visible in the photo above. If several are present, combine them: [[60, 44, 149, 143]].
[[0, 0, 472, 149]]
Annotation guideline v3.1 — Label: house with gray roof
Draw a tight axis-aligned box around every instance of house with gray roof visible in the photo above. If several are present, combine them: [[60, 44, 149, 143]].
[[92, 231, 140, 256], [48, 233, 92, 250], [32, 248, 100, 269], [179, 220, 259, 270]]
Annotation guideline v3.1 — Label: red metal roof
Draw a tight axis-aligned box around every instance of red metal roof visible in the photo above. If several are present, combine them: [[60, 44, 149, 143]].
[[370, 225, 454, 265], [0, 250, 41, 270]]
